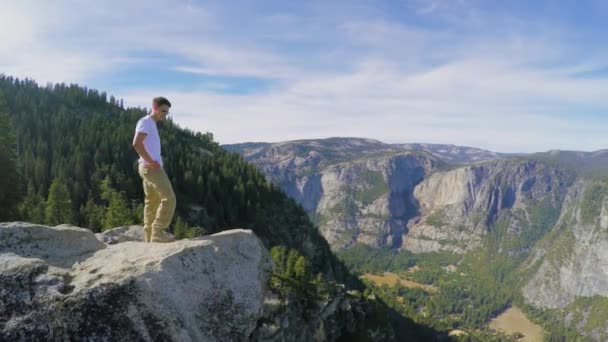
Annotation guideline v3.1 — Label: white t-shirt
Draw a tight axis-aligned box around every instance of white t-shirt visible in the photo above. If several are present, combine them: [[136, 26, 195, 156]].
[[134, 115, 163, 167]]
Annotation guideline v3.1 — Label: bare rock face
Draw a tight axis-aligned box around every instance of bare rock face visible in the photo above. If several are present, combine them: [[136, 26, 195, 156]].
[[0, 222, 106, 267], [523, 180, 608, 308], [95, 225, 147, 244], [516, 180, 608, 340], [227, 139, 571, 255], [0, 222, 272, 342], [405, 159, 572, 254], [236, 147, 441, 251], [251, 287, 386, 342], [225, 138, 500, 251], [313, 152, 438, 250]]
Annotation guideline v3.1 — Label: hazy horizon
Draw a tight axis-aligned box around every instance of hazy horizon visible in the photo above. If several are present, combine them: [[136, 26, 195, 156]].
[[223, 136, 608, 155]]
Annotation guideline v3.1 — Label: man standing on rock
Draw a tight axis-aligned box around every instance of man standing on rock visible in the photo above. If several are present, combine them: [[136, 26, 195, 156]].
[[132, 97, 176, 243]]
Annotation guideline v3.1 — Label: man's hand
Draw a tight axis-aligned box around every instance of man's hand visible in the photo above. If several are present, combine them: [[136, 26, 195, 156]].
[[133, 133, 160, 169], [147, 160, 161, 170]]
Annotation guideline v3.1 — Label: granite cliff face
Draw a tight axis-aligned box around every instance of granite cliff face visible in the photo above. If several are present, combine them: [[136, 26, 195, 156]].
[[0, 223, 387, 341], [311, 151, 439, 250], [519, 179, 608, 340], [227, 138, 454, 250], [0, 222, 271, 341], [522, 180, 608, 306], [227, 138, 569, 254], [405, 159, 572, 254]]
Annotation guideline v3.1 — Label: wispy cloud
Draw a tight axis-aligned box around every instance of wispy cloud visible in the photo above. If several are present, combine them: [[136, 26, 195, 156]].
[[3, 0, 608, 152]]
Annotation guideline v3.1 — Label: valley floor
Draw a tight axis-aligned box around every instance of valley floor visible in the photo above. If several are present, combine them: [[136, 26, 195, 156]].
[[361, 269, 547, 341], [361, 272, 437, 293], [489, 306, 544, 342]]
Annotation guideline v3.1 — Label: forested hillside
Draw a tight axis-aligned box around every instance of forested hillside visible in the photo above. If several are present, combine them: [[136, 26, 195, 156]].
[[0, 75, 349, 279]]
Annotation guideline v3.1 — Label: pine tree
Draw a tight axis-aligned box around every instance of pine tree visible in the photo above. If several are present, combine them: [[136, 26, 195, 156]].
[[286, 249, 300, 279], [173, 216, 189, 239], [45, 177, 73, 225], [81, 198, 105, 232], [20, 182, 45, 223], [270, 246, 288, 274], [100, 176, 133, 230], [0, 93, 22, 221], [294, 255, 311, 282]]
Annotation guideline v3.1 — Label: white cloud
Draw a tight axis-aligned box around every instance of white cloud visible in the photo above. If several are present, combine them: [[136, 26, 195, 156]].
[[122, 55, 608, 153], [0, 0, 219, 83], [4, 0, 608, 152]]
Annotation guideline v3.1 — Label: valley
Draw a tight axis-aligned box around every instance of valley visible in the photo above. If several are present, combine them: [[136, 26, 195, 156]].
[[363, 268, 546, 341], [489, 307, 544, 342], [361, 271, 437, 293], [229, 137, 608, 340]]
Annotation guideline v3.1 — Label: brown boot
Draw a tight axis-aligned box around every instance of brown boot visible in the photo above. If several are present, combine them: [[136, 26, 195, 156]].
[[150, 230, 175, 243]]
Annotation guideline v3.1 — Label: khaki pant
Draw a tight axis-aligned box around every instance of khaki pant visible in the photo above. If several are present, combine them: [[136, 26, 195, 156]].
[[138, 164, 176, 242]]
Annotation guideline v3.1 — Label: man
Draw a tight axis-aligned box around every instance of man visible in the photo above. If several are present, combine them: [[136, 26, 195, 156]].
[[132, 97, 176, 243]]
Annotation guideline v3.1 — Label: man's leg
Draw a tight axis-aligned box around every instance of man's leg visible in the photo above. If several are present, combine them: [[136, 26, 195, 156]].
[[146, 168, 176, 242], [139, 165, 159, 242]]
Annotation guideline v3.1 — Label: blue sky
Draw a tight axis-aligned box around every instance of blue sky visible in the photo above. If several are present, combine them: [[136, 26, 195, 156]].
[[3, 0, 608, 152]]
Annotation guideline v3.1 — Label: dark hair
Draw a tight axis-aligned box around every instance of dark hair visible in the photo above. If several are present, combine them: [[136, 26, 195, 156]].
[[153, 96, 171, 108]]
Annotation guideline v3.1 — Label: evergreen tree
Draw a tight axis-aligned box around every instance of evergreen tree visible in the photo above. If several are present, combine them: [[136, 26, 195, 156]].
[[45, 177, 73, 225], [81, 198, 105, 232], [270, 245, 288, 273], [173, 216, 189, 239], [294, 255, 311, 282], [285, 249, 300, 279], [19, 182, 45, 223], [100, 176, 133, 230], [0, 92, 22, 221]]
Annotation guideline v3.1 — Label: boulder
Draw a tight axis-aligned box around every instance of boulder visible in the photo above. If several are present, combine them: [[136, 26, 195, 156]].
[[0, 222, 272, 342]]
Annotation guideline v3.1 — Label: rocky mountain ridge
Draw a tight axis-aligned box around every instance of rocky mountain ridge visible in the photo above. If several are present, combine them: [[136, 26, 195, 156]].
[[227, 137, 608, 340]]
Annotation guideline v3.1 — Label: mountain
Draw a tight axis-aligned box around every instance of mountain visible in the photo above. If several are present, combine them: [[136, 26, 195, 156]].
[[224, 138, 517, 251], [528, 149, 608, 178], [406, 158, 573, 254], [228, 137, 608, 340], [223, 138, 508, 250], [391, 143, 506, 164], [520, 178, 608, 338], [223, 137, 503, 172]]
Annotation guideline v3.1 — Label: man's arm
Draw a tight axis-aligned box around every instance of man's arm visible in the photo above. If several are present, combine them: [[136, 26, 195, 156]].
[[132, 133, 160, 169]]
